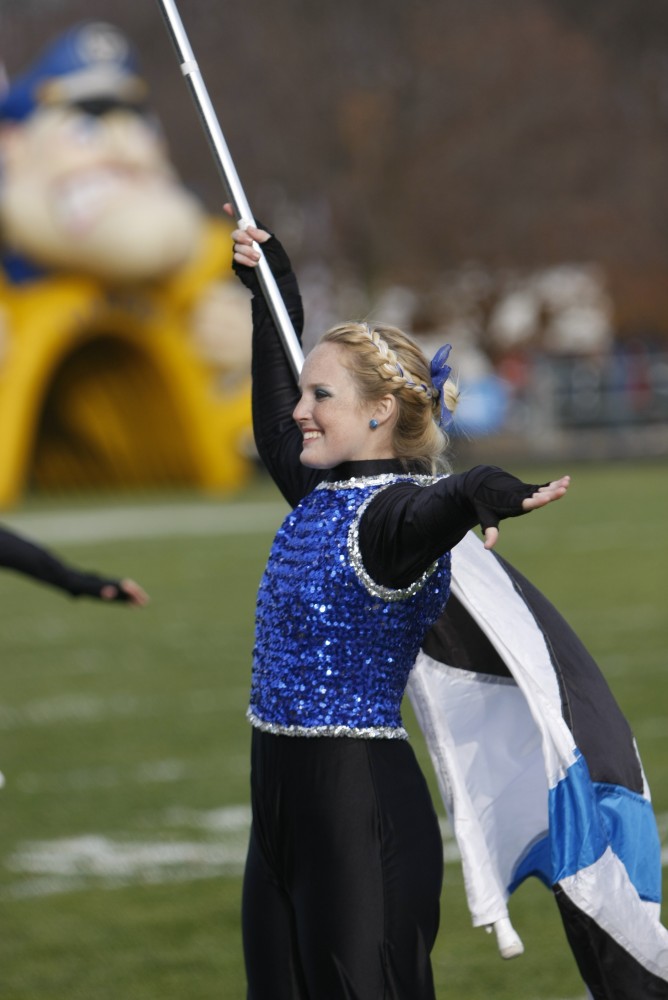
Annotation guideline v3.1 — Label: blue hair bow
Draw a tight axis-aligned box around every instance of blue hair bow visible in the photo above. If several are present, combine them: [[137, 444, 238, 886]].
[[430, 344, 454, 429]]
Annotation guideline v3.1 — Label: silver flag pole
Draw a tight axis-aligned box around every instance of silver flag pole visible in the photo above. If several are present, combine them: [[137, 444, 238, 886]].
[[155, 0, 304, 378]]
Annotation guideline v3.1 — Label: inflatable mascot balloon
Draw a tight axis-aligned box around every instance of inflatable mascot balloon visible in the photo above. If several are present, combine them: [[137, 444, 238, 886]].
[[0, 21, 253, 506]]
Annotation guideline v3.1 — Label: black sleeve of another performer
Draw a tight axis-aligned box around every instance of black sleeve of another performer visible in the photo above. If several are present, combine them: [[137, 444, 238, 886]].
[[0, 526, 121, 599]]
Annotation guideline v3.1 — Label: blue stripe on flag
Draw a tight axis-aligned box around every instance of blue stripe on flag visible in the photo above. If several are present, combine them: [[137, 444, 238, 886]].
[[509, 835, 551, 893], [594, 781, 663, 904], [548, 752, 662, 902]]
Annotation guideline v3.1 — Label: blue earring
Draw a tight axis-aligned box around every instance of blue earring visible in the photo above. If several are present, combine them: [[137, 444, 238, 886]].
[[369, 419, 379, 429]]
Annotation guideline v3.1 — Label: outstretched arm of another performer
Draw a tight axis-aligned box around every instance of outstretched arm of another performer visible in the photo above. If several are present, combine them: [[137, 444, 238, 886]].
[[0, 526, 149, 605]]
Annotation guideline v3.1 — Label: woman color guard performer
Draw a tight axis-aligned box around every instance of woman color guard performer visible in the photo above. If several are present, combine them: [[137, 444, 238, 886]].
[[229, 211, 569, 1000]]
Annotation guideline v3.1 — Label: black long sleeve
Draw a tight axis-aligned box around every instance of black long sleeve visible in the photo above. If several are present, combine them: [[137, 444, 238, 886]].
[[359, 466, 541, 589], [239, 235, 328, 506], [249, 274, 324, 506], [0, 526, 122, 599]]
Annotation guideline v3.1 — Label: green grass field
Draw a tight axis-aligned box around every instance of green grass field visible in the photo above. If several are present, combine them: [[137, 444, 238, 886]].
[[0, 460, 666, 999]]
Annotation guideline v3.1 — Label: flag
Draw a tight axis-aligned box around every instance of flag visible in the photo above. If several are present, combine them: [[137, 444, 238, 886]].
[[408, 530, 668, 998]]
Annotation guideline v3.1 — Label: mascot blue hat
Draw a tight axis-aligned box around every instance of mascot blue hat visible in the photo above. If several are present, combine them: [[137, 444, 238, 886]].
[[0, 22, 147, 122]]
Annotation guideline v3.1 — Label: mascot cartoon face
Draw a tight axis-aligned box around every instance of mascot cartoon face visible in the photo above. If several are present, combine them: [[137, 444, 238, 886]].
[[0, 22, 204, 283]]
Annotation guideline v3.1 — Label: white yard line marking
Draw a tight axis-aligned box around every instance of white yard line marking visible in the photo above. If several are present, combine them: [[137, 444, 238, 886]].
[[0, 686, 234, 733], [3, 808, 668, 900], [3, 805, 252, 898], [3, 500, 288, 545], [0, 692, 148, 731]]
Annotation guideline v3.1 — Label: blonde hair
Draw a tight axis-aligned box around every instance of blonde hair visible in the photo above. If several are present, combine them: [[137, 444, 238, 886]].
[[319, 322, 458, 472]]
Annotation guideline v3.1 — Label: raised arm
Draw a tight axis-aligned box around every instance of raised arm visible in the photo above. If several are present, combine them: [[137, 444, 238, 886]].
[[228, 209, 323, 506]]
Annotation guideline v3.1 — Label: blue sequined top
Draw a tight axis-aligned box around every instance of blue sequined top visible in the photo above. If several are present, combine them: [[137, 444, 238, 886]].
[[249, 472, 451, 739]]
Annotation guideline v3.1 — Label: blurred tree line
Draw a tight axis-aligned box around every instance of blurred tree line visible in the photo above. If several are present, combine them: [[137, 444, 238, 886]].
[[2, 0, 668, 340]]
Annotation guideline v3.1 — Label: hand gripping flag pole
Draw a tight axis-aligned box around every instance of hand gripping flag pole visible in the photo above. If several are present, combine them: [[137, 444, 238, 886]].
[[155, 0, 305, 379]]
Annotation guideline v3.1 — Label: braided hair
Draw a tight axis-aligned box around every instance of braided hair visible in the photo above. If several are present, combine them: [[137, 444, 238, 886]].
[[319, 322, 458, 472]]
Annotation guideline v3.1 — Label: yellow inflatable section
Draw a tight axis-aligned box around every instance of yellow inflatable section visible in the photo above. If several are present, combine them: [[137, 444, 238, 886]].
[[0, 219, 253, 507]]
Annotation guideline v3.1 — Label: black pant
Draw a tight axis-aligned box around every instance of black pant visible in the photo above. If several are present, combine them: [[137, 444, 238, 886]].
[[243, 730, 444, 1000]]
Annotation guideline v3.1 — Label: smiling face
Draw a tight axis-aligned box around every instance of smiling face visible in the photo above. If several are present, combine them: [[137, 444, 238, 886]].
[[292, 342, 396, 469]]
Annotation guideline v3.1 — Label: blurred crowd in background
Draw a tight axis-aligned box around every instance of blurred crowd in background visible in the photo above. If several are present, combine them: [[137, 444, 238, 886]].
[[0, 0, 667, 509]]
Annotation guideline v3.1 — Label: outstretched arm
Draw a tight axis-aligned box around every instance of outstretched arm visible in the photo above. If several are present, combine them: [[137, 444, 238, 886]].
[[0, 527, 149, 606], [360, 467, 570, 589]]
